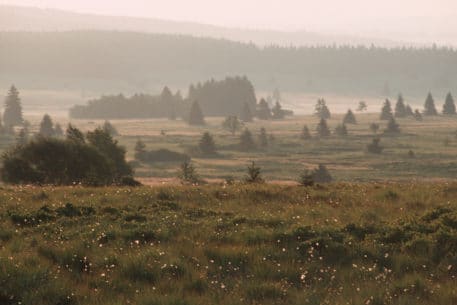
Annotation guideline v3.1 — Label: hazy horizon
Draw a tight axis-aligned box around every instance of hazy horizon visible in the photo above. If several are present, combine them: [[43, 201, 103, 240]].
[[2, 0, 457, 31]]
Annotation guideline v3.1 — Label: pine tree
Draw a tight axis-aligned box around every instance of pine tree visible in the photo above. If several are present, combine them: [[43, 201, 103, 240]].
[[335, 123, 348, 136], [271, 101, 285, 119], [384, 117, 401, 134], [222, 116, 243, 135], [16, 128, 28, 146], [39, 114, 55, 137], [134, 139, 147, 161], [161, 86, 176, 120], [300, 125, 311, 140], [54, 123, 64, 138], [240, 102, 253, 122], [298, 168, 314, 186], [103, 121, 118, 136], [414, 109, 423, 121], [188, 100, 205, 125], [66, 124, 85, 143], [239, 128, 256, 151], [198, 132, 216, 155], [245, 161, 264, 183], [370, 123, 380, 134], [258, 127, 268, 148], [343, 109, 357, 124], [316, 118, 330, 137], [315, 99, 331, 119], [442, 92, 456, 115], [312, 164, 332, 183], [405, 105, 414, 116], [256, 98, 272, 120], [3, 85, 23, 126], [357, 101, 367, 112], [394, 94, 407, 118], [380, 99, 393, 120], [367, 137, 383, 154], [423, 92, 438, 115], [179, 161, 199, 184]]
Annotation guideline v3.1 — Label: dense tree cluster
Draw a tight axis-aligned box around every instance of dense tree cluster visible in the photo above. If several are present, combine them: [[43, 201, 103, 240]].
[[4, 32, 457, 95], [1, 126, 134, 185]]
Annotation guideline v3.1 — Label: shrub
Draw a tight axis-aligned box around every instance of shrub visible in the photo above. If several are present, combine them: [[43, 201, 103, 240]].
[[367, 137, 384, 153], [245, 161, 264, 183]]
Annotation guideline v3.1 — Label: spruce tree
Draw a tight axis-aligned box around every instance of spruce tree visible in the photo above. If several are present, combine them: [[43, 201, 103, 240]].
[[271, 101, 285, 119], [312, 164, 332, 183], [315, 99, 331, 119], [442, 92, 456, 115], [103, 121, 118, 136], [335, 123, 348, 136], [256, 98, 272, 120], [245, 161, 264, 183], [222, 116, 243, 135], [394, 94, 407, 118], [405, 105, 414, 116], [316, 118, 330, 137], [343, 109, 357, 124], [258, 127, 268, 148], [239, 128, 256, 151], [240, 102, 253, 122], [54, 123, 64, 138], [384, 117, 401, 134], [367, 138, 383, 154], [300, 125, 311, 140], [16, 128, 28, 146], [3, 85, 23, 126], [39, 114, 55, 137], [66, 124, 85, 143], [160, 86, 176, 120], [414, 109, 423, 121], [370, 123, 380, 134], [188, 100, 205, 125], [380, 99, 393, 120], [423, 92, 438, 115], [198, 132, 216, 155]]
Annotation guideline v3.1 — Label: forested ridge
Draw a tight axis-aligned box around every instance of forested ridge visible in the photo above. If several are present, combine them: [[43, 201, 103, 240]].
[[1, 31, 457, 95]]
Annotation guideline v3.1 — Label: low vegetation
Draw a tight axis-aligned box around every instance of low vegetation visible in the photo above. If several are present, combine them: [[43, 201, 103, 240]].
[[0, 183, 456, 304]]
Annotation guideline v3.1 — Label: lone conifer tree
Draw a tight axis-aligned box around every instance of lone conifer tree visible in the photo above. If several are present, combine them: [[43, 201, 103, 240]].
[[370, 123, 380, 134], [258, 127, 268, 148], [271, 101, 285, 119], [245, 161, 264, 183], [312, 164, 332, 183], [394, 94, 407, 118], [103, 121, 118, 136], [3, 85, 23, 127], [256, 98, 272, 120], [222, 116, 243, 135], [442, 92, 456, 115], [315, 99, 331, 119], [423, 92, 438, 115], [198, 132, 217, 155], [380, 99, 393, 120], [343, 109, 357, 124], [188, 100, 205, 125], [240, 102, 253, 122], [405, 105, 414, 116], [335, 123, 348, 136], [316, 118, 330, 137], [367, 138, 383, 154], [300, 125, 311, 140], [239, 128, 256, 151], [39, 114, 55, 137], [161, 86, 176, 120], [66, 124, 85, 143], [384, 117, 401, 134], [414, 109, 423, 121]]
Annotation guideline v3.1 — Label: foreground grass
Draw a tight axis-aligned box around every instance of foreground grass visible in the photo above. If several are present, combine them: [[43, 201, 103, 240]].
[[1, 183, 457, 304]]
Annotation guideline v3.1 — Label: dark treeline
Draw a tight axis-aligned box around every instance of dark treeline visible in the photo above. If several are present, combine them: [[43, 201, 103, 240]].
[[2, 31, 457, 95], [69, 77, 257, 119]]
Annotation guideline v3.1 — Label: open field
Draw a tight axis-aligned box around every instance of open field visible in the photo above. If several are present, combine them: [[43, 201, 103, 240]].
[[12, 110, 457, 184], [1, 183, 457, 305]]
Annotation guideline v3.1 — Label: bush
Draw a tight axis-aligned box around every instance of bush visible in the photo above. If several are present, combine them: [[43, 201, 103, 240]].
[[367, 137, 384, 153], [245, 161, 264, 183]]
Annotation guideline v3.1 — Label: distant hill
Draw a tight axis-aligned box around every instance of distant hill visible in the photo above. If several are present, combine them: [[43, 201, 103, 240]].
[[0, 5, 406, 48], [1, 31, 456, 96]]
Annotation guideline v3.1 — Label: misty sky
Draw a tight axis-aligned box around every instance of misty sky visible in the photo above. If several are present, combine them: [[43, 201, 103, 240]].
[[2, 0, 457, 31]]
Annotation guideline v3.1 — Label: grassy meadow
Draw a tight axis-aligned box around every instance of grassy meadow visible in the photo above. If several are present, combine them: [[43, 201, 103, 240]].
[[1, 183, 457, 305], [14, 110, 457, 184]]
